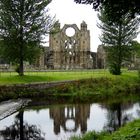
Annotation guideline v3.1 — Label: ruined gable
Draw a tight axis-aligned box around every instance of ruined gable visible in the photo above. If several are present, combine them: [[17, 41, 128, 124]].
[[48, 21, 92, 69]]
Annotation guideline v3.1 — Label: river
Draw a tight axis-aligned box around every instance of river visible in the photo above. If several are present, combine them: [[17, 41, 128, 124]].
[[0, 99, 139, 140]]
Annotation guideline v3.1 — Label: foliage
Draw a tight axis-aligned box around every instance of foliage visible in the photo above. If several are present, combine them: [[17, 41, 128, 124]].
[[50, 20, 61, 34], [97, 9, 139, 75], [0, 0, 55, 76], [74, 0, 140, 22]]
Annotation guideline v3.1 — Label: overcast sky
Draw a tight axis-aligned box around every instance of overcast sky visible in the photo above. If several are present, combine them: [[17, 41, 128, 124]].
[[48, 0, 140, 52]]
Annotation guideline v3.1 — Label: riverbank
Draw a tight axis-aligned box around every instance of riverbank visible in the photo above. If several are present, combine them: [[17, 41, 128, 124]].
[[70, 119, 140, 140], [0, 72, 139, 102]]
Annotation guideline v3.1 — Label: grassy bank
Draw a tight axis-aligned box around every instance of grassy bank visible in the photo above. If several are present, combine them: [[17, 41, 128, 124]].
[[70, 119, 140, 140], [39, 70, 139, 102], [0, 70, 139, 102]]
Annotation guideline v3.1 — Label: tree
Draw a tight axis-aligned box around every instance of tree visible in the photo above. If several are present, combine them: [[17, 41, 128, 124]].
[[0, 0, 55, 76], [97, 9, 139, 75], [74, 0, 140, 22]]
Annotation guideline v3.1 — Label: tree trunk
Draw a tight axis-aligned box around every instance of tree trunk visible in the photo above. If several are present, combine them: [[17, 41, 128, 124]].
[[18, 38, 24, 76], [19, 0, 24, 76], [19, 52, 24, 76], [19, 111, 24, 140], [117, 104, 122, 127]]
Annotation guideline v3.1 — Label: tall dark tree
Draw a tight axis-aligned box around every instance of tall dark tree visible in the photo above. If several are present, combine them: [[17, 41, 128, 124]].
[[0, 0, 54, 76], [74, 0, 140, 22], [97, 10, 139, 75]]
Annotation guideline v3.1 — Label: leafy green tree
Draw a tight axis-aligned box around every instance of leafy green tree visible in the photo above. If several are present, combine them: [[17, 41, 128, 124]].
[[97, 10, 139, 75], [0, 0, 54, 76], [74, 0, 140, 22]]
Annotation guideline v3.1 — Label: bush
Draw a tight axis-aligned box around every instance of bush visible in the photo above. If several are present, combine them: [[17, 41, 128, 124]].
[[109, 64, 121, 75]]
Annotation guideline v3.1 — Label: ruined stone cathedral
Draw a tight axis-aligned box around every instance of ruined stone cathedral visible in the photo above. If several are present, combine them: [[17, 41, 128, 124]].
[[38, 21, 93, 69]]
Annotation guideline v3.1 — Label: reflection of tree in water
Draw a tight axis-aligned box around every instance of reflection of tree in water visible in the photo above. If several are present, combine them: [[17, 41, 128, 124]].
[[49, 104, 90, 134], [0, 111, 45, 140], [103, 102, 134, 132], [137, 102, 140, 117]]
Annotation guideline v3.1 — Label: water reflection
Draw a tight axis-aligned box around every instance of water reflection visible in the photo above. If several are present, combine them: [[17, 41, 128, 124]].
[[0, 101, 139, 140], [0, 111, 45, 140], [50, 104, 90, 134], [102, 102, 135, 132]]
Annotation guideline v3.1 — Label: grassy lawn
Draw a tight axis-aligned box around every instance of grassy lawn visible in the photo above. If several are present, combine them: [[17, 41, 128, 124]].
[[0, 69, 138, 85]]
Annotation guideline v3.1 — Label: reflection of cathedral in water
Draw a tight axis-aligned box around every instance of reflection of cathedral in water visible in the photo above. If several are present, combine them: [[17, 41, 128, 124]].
[[49, 104, 90, 134]]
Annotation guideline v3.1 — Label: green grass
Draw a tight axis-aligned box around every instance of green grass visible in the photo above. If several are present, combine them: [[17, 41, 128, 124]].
[[70, 119, 140, 140], [0, 70, 138, 85]]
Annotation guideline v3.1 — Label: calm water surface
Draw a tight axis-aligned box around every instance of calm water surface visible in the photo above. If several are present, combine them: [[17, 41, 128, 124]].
[[0, 101, 140, 140]]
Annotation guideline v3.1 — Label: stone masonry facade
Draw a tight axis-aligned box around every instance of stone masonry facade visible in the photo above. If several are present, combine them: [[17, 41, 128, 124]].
[[43, 21, 93, 69]]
